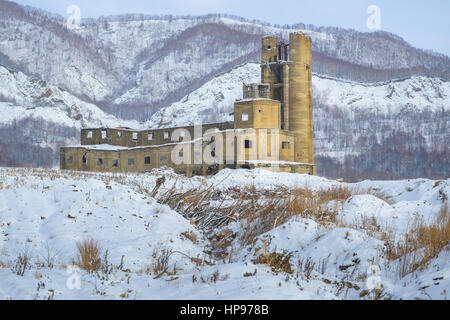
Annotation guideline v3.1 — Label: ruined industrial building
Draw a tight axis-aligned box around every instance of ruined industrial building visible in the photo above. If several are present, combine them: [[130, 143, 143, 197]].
[[60, 33, 316, 176]]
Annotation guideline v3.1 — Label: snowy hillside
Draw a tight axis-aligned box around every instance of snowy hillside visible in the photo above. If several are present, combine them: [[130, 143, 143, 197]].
[[1, 0, 449, 118], [0, 167, 448, 299], [148, 63, 450, 127], [0, 65, 143, 167], [146, 64, 260, 128], [313, 75, 450, 114], [0, 66, 141, 130]]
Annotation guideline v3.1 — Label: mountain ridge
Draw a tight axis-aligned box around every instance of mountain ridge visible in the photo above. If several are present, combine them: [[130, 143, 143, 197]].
[[0, 0, 448, 122]]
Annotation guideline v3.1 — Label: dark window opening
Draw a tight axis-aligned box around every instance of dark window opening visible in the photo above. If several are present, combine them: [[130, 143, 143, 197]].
[[144, 156, 151, 165], [245, 140, 252, 149], [128, 158, 135, 166], [179, 151, 184, 158], [82, 155, 87, 164], [282, 141, 290, 150], [97, 158, 103, 166], [211, 150, 216, 157], [112, 160, 119, 167], [67, 156, 73, 164]]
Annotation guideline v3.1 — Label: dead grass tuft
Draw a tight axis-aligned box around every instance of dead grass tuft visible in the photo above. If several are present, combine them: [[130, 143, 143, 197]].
[[74, 238, 102, 272], [11, 247, 32, 276], [387, 201, 450, 277], [254, 251, 293, 274], [151, 247, 171, 278], [181, 231, 197, 243]]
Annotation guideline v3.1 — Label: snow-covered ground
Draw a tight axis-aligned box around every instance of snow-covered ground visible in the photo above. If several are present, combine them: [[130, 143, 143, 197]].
[[0, 167, 448, 300]]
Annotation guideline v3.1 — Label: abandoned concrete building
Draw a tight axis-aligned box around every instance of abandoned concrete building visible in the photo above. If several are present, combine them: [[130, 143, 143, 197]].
[[60, 33, 316, 176]]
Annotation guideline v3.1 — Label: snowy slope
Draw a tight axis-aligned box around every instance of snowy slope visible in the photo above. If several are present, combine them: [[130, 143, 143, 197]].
[[147, 63, 450, 128], [313, 74, 450, 114], [0, 167, 448, 300], [2, 0, 449, 113], [145, 64, 260, 128], [0, 66, 141, 129]]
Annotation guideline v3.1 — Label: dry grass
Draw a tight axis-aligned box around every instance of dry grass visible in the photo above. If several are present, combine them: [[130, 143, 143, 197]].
[[181, 231, 197, 243], [74, 238, 102, 272], [151, 247, 171, 277], [253, 241, 293, 274], [156, 182, 394, 257], [11, 247, 32, 276], [255, 251, 293, 274], [387, 201, 450, 277]]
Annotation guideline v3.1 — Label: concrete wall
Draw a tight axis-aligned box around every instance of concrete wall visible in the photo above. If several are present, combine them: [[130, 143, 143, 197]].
[[288, 33, 314, 165], [81, 122, 234, 147], [234, 99, 281, 130]]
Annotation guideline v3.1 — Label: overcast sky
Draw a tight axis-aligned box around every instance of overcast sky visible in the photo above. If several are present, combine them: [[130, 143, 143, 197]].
[[12, 0, 450, 56]]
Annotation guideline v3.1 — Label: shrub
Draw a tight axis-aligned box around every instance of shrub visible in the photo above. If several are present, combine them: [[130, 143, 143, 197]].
[[11, 247, 32, 276], [387, 201, 450, 277], [74, 238, 102, 272], [152, 247, 171, 277]]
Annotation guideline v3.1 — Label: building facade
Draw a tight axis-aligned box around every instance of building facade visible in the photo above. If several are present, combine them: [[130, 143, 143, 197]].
[[60, 33, 316, 177]]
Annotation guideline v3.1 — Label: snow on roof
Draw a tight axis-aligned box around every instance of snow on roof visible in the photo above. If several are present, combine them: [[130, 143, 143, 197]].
[[237, 160, 315, 166], [235, 98, 279, 103]]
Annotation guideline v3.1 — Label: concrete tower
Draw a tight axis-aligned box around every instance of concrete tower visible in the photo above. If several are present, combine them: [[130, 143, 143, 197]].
[[288, 33, 314, 165]]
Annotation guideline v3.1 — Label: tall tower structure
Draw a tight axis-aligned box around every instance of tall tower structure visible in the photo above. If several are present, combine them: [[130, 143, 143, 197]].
[[260, 33, 314, 166], [288, 33, 314, 165]]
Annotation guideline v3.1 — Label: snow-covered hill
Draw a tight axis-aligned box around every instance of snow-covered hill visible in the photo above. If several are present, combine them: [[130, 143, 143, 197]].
[[148, 63, 450, 127], [0, 65, 143, 167], [1, 0, 449, 118], [0, 167, 448, 299], [313, 74, 449, 114], [145, 63, 260, 128], [0, 66, 141, 129]]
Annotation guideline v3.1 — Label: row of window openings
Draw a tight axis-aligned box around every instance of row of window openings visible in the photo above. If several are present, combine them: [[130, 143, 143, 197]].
[[243, 140, 290, 149], [86, 131, 171, 141], [88, 129, 226, 141], [68, 142, 287, 165], [67, 156, 169, 166], [70, 141, 286, 163], [241, 140, 289, 149]]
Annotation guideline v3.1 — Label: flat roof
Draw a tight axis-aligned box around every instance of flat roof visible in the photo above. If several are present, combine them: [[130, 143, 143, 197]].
[[234, 98, 280, 104], [82, 121, 234, 132]]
